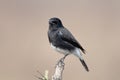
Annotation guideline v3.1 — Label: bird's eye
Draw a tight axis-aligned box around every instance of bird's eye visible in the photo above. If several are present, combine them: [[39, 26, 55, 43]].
[[52, 21, 57, 24]]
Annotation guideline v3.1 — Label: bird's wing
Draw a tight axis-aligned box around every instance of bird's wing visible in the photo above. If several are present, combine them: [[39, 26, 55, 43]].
[[59, 28, 86, 54]]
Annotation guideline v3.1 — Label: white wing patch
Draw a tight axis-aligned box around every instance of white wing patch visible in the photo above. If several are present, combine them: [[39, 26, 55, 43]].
[[59, 31, 63, 35]]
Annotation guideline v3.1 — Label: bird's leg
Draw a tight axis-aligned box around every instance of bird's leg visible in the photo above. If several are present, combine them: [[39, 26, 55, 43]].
[[61, 54, 69, 61], [58, 54, 69, 63]]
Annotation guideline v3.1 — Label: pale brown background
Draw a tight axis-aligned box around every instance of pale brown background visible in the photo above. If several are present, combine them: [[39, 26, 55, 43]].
[[0, 0, 120, 80]]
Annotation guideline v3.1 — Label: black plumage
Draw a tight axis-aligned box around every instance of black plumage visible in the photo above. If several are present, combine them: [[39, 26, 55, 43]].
[[48, 18, 85, 53], [48, 17, 89, 71]]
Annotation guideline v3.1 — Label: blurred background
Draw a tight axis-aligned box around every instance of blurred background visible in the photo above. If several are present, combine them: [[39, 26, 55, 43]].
[[0, 0, 120, 80]]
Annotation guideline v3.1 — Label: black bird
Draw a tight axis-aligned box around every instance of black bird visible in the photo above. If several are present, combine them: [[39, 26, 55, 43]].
[[48, 17, 89, 72]]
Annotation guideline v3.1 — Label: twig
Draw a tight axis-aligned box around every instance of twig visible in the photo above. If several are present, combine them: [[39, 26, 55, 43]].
[[35, 70, 49, 80]]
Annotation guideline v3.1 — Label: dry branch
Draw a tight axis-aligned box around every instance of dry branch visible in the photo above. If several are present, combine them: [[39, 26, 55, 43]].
[[35, 58, 65, 80], [52, 59, 65, 80]]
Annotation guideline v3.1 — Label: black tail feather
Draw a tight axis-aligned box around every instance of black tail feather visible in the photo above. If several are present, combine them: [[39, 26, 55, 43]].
[[79, 59, 89, 72]]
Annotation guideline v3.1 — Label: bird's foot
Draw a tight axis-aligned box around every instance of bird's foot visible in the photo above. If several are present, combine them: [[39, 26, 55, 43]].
[[55, 58, 64, 67], [55, 54, 68, 67]]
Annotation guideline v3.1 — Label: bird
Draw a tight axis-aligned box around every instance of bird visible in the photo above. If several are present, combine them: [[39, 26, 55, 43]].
[[48, 17, 89, 72]]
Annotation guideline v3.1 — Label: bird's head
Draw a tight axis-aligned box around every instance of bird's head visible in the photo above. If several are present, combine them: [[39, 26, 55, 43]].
[[49, 17, 63, 29]]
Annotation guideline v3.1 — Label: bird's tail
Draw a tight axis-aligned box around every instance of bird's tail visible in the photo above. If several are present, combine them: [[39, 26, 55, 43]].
[[79, 58, 89, 72]]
